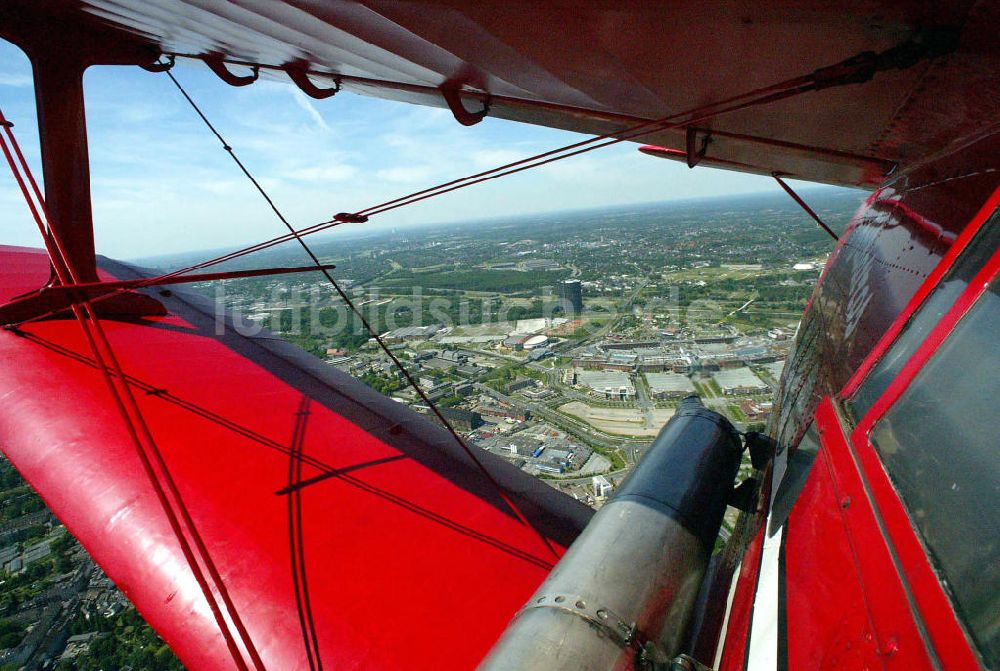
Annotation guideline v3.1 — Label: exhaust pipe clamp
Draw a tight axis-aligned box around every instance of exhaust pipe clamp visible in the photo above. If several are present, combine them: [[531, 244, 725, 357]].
[[518, 593, 637, 650]]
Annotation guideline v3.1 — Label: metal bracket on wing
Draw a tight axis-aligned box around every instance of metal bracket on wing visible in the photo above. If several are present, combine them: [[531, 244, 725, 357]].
[[140, 53, 175, 73], [203, 53, 259, 87], [440, 86, 491, 126], [284, 61, 341, 99], [686, 127, 711, 168]]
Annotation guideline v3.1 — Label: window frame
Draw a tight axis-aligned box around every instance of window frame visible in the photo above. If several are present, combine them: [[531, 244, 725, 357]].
[[833, 189, 1000, 669]]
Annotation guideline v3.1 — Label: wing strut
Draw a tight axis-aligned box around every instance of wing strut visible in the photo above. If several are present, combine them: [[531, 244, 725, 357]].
[[772, 173, 839, 242], [0, 109, 266, 671]]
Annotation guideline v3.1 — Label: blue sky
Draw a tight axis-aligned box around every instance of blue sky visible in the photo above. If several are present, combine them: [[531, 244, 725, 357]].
[[1, 39, 822, 259]]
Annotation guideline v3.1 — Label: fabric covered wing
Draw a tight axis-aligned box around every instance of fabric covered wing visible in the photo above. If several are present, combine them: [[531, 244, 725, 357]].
[[3, 1, 998, 188], [0, 246, 592, 669]]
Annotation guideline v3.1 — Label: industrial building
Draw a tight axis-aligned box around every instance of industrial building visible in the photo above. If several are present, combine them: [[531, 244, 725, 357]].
[[379, 324, 442, 343], [644, 372, 696, 399]]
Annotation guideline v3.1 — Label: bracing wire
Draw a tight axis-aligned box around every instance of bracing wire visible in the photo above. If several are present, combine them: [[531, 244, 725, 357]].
[[0, 110, 265, 671], [11, 67, 824, 327], [163, 69, 564, 568], [7, 34, 949, 328]]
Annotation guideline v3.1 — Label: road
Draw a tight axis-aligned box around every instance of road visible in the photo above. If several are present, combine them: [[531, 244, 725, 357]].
[[475, 383, 641, 464]]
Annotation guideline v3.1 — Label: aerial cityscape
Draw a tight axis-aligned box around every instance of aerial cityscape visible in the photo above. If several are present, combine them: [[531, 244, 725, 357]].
[[191, 188, 857, 509], [0, 188, 859, 669]]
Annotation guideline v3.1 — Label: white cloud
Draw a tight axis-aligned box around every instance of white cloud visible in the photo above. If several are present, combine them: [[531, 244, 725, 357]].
[[194, 179, 243, 195], [290, 87, 331, 133], [286, 164, 357, 182], [0, 72, 32, 87], [375, 166, 436, 184], [0, 46, 790, 259], [471, 148, 532, 168]]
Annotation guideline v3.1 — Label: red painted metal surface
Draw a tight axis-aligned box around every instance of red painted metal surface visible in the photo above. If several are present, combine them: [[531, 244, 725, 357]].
[[782, 425, 884, 670], [0, 246, 591, 670], [733, 130, 997, 669], [638, 144, 769, 175], [840, 186, 1000, 397], [812, 399, 935, 669], [716, 524, 766, 671], [768, 132, 999, 461], [0, 3, 997, 669]]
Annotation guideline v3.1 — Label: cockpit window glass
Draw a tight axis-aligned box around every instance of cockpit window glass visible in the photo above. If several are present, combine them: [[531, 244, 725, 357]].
[[848, 209, 1000, 420], [869, 281, 1000, 667]]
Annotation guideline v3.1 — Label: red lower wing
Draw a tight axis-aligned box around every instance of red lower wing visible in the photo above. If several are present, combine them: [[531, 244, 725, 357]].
[[0, 245, 590, 670]]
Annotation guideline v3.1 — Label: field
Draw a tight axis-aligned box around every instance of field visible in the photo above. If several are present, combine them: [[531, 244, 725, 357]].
[[559, 402, 675, 437]]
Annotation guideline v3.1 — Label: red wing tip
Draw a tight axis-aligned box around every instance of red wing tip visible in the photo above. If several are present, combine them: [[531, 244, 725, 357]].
[[638, 145, 684, 159]]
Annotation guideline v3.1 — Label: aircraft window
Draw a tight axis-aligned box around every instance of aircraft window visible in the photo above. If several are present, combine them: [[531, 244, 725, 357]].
[[869, 281, 1000, 667], [848, 209, 1000, 419]]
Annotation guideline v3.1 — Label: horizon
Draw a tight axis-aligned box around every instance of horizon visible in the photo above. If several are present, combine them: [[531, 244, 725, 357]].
[[131, 185, 860, 267], [1, 39, 855, 261]]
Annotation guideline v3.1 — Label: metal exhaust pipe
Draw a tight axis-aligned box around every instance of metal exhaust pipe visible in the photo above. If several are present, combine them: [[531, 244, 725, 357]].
[[480, 396, 742, 670]]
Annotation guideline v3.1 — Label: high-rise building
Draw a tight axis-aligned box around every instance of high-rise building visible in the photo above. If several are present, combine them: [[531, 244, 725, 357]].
[[559, 279, 583, 314]]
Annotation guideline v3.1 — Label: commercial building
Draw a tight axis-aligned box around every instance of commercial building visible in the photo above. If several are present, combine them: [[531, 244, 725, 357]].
[[713, 367, 769, 395], [380, 324, 441, 343], [645, 372, 696, 399], [600, 339, 658, 350], [592, 475, 613, 499], [506, 378, 536, 393], [423, 349, 468, 371], [438, 408, 484, 431], [454, 381, 476, 398], [522, 259, 562, 271], [576, 370, 635, 401], [559, 279, 584, 313], [523, 387, 555, 400], [424, 381, 455, 402], [572, 355, 633, 372], [739, 399, 774, 420], [478, 404, 531, 422]]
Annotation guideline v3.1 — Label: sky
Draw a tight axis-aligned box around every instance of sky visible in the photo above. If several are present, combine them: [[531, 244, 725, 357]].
[[0, 38, 827, 260]]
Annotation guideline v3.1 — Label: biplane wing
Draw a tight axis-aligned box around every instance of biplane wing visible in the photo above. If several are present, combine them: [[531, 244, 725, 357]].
[[0, 2, 998, 670], [0, 244, 592, 669]]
